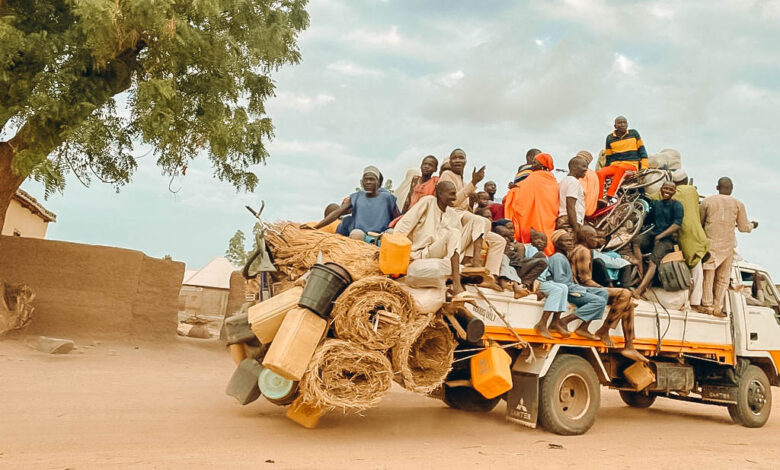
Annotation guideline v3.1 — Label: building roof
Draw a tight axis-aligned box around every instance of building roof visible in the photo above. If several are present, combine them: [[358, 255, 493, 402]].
[[183, 257, 235, 290], [13, 189, 57, 223]]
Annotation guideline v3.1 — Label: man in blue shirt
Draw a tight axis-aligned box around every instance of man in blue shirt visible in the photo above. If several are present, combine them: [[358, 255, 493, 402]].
[[633, 181, 684, 298], [311, 166, 399, 241]]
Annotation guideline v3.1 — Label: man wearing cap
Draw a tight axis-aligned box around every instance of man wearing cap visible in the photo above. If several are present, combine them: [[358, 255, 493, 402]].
[[438, 148, 507, 277], [671, 169, 709, 311], [700, 177, 759, 316], [504, 152, 559, 255], [598, 116, 649, 198], [576, 150, 600, 217], [310, 166, 399, 240]]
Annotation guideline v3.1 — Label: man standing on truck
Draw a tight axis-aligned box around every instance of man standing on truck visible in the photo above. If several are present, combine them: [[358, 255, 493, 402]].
[[700, 177, 759, 316], [395, 181, 465, 294], [438, 149, 506, 277], [671, 169, 709, 311], [568, 225, 647, 362], [546, 230, 609, 340], [597, 116, 649, 198], [557, 155, 589, 234], [632, 181, 683, 299]]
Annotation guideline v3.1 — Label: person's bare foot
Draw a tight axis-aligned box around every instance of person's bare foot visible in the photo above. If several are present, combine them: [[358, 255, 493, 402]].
[[513, 285, 532, 299], [451, 281, 465, 295], [574, 326, 599, 341], [620, 348, 649, 363], [534, 322, 553, 340], [711, 309, 727, 318], [478, 276, 503, 291], [596, 330, 615, 348], [549, 320, 571, 338]]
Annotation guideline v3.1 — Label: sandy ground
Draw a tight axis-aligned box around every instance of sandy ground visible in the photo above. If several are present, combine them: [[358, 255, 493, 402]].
[[1, 337, 778, 470]]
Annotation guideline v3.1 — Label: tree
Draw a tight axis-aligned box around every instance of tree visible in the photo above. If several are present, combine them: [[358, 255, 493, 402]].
[[0, 0, 309, 229], [225, 229, 248, 266]]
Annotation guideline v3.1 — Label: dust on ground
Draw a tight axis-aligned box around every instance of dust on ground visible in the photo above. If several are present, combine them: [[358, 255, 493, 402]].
[[1, 337, 777, 470]]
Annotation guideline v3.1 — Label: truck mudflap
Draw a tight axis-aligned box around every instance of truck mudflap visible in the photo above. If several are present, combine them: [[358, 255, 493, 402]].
[[506, 371, 539, 428]]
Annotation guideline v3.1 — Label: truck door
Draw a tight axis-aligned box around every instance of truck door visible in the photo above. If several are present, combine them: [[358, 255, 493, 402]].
[[739, 269, 780, 352]]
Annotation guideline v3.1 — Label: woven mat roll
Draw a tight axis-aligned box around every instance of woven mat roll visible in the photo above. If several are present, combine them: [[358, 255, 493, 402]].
[[300, 339, 393, 412], [391, 317, 456, 394], [331, 276, 419, 350]]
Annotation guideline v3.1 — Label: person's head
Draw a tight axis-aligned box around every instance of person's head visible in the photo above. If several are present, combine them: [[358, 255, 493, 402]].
[[579, 225, 600, 249], [717, 176, 733, 195], [576, 150, 594, 166], [526, 148, 542, 165], [420, 155, 438, 178], [532, 153, 554, 172], [493, 224, 514, 244], [440, 158, 451, 173], [614, 116, 628, 134], [660, 181, 677, 200], [476, 191, 491, 208], [484, 181, 497, 197], [324, 203, 340, 218], [529, 229, 547, 251], [361, 166, 381, 195], [448, 148, 466, 175], [568, 156, 588, 179], [505, 220, 514, 232], [435, 180, 457, 208], [552, 229, 575, 253], [476, 207, 492, 219]]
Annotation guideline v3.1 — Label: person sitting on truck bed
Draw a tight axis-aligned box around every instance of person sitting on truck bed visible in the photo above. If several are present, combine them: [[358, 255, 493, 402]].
[[492, 224, 542, 299], [309, 166, 400, 240], [632, 181, 683, 299], [568, 225, 647, 362], [394, 181, 465, 294], [546, 230, 609, 340], [700, 177, 759, 317], [519, 230, 570, 340], [401, 155, 439, 214]]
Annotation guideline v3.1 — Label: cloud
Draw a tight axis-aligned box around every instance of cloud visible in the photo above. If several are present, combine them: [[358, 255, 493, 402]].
[[326, 60, 383, 77], [344, 25, 403, 48], [271, 92, 335, 111]]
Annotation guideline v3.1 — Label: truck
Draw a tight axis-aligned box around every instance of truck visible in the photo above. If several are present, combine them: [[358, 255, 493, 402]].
[[441, 259, 780, 435]]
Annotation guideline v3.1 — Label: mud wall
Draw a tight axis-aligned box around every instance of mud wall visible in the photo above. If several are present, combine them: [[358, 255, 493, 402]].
[[0, 235, 184, 341]]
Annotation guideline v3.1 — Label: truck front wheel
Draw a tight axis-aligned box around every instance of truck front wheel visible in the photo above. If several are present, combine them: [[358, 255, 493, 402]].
[[619, 390, 656, 408], [538, 354, 600, 435], [442, 386, 502, 413], [727, 365, 772, 428]]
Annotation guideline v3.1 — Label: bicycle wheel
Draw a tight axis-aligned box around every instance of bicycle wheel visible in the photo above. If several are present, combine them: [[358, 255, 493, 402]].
[[620, 169, 668, 191], [603, 201, 647, 251], [596, 201, 633, 236]]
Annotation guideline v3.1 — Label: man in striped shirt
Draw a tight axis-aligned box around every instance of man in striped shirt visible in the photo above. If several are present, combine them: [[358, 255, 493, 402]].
[[597, 116, 649, 198]]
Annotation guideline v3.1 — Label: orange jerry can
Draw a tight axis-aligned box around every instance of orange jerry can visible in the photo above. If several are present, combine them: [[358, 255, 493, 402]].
[[470, 346, 513, 399], [286, 396, 325, 429], [379, 232, 412, 276]]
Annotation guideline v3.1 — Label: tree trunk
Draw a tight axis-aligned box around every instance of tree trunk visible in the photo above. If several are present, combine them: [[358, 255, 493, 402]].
[[0, 139, 26, 232]]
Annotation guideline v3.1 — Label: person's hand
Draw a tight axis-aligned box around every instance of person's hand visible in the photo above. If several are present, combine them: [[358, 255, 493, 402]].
[[752, 220, 759, 229], [300, 223, 315, 230], [471, 165, 486, 186], [654, 234, 662, 244]]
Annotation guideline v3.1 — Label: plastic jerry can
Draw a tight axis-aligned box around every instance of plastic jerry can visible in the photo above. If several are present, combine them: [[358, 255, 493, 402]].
[[470, 347, 513, 399], [624, 361, 655, 391], [379, 232, 412, 276], [286, 396, 325, 429], [262, 307, 327, 381], [225, 358, 263, 405], [248, 286, 304, 344]]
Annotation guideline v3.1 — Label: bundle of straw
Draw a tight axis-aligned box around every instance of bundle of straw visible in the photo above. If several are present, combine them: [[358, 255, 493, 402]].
[[265, 222, 382, 281], [300, 339, 393, 412], [332, 276, 419, 350], [391, 317, 457, 394]]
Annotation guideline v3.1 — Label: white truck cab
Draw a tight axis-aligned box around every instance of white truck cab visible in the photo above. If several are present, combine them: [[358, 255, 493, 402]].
[[444, 259, 780, 435]]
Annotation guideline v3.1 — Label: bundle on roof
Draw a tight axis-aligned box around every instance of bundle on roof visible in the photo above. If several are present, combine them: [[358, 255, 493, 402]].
[[391, 316, 456, 394], [265, 222, 382, 282], [300, 339, 393, 412], [332, 276, 420, 350]]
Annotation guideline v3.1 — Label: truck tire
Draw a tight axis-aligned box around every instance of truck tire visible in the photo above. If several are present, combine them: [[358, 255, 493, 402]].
[[442, 386, 502, 413], [538, 354, 600, 435], [727, 365, 772, 428], [619, 390, 656, 408]]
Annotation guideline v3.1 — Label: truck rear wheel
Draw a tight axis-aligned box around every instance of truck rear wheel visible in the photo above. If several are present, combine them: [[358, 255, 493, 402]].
[[727, 365, 772, 428], [619, 390, 656, 408], [538, 354, 600, 435], [442, 386, 502, 413]]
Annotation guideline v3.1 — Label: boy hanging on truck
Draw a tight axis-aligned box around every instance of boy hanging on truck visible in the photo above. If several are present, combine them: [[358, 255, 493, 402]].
[[568, 225, 647, 362], [545, 230, 609, 340]]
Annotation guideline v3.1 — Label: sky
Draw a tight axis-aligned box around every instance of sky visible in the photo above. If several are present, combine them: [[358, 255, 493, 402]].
[[17, 0, 780, 274]]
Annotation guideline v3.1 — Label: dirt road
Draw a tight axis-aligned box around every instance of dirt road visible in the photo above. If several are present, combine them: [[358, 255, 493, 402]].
[[1, 337, 777, 470]]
